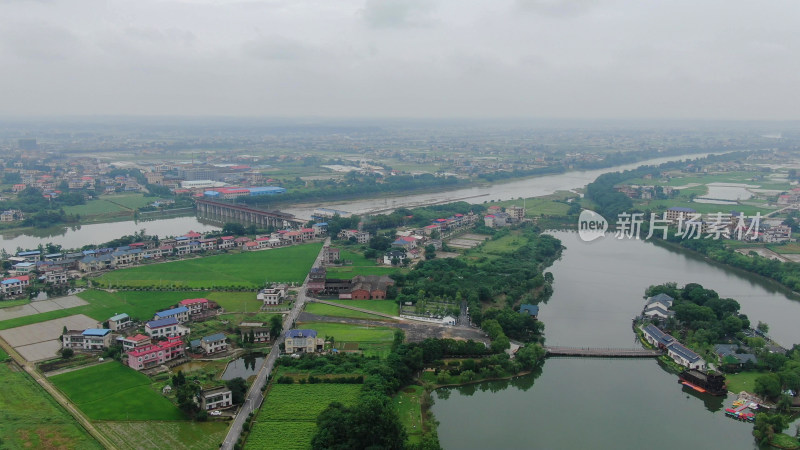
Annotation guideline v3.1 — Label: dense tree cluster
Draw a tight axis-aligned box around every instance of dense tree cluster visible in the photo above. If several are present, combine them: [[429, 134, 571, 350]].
[[393, 230, 560, 338]]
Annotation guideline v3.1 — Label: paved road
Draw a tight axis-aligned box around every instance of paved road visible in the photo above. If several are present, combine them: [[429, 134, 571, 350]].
[[221, 237, 330, 450]]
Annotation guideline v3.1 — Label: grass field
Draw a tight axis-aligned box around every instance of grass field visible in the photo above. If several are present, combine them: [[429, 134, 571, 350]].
[[338, 250, 379, 266], [768, 243, 800, 254], [725, 371, 765, 394], [247, 384, 361, 449], [325, 266, 401, 279], [97, 421, 229, 450], [297, 322, 396, 357], [304, 303, 387, 320], [0, 361, 102, 449], [97, 243, 322, 288], [327, 299, 399, 316], [63, 194, 152, 217], [0, 298, 30, 309], [394, 385, 424, 445], [0, 289, 196, 330], [206, 291, 263, 313], [489, 191, 576, 217], [636, 198, 776, 216], [51, 362, 186, 421]]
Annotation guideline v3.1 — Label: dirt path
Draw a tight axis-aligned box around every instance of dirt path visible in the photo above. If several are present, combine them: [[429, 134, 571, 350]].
[[308, 298, 402, 320]]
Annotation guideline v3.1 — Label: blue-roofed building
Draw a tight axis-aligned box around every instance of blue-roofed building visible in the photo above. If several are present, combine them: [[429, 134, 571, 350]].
[[285, 329, 324, 353], [641, 324, 675, 349], [16, 250, 41, 262], [248, 186, 286, 196], [145, 317, 189, 338], [520, 304, 539, 318], [200, 333, 228, 354], [62, 328, 112, 350], [667, 342, 706, 370], [154, 306, 190, 323], [108, 313, 132, 331]]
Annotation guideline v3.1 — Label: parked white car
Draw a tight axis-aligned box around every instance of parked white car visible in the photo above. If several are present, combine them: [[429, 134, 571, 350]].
[[210, 411, 222, 416]]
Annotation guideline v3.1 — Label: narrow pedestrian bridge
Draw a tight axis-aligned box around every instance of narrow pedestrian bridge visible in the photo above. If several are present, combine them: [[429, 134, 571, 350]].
[[544, 346, 662, 358]]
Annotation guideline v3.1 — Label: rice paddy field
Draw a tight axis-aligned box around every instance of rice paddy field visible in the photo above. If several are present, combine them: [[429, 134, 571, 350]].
[[50, 362, 186, 421], [97, 243, 322, 289], [246, 384, 361, 450], [0, 361, 102, 449], [97, 421, 229, 450]]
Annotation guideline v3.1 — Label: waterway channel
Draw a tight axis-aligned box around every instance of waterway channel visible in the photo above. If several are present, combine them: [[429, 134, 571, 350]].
[[432, 230, 800, 449], [0, 152, 717, 254]]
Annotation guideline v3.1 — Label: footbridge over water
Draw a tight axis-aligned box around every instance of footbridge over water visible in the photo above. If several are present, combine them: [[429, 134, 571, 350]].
[[544, 346, 662, 358], [196, 198, 304, 228]]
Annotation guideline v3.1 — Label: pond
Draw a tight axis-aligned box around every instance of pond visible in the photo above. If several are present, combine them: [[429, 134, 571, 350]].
[[221, 354, 265, 380]]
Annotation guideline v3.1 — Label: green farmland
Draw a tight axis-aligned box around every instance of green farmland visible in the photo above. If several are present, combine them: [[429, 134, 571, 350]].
[[0, 361, 102, 449], [51, 362, 186, 421], [97, 243, 322, 289], [63, 194, 153, 218], [97, 421, 229, 450], [0, 290, 197, 330], [246, 384, 361, 450], [297, 322, 396, 356]]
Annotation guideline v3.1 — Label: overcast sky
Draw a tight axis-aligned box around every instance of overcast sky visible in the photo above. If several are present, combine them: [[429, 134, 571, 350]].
[[1, 0, 798, 120]]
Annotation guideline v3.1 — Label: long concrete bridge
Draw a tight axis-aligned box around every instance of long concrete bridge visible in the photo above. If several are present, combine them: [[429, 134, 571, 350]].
[[544, 346, 662, 358], [195, 198, 304, 228]]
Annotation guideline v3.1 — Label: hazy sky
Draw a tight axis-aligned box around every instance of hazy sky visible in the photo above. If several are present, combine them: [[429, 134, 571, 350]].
[[1, 0, 799, 120]]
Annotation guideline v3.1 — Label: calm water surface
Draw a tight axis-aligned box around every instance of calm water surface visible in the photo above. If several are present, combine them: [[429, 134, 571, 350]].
[[433, 230, 800, 449]]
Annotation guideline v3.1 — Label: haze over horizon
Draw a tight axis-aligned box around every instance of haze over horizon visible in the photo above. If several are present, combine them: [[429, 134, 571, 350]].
[[2, 0, 799, 121]]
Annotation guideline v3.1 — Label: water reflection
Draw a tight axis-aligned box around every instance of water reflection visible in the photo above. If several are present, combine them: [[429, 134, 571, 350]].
[[222, 354, 265, 380]]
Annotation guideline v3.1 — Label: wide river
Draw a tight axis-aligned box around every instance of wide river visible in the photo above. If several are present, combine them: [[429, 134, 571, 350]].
[[0, 152, 717, 253], [432, 230, 800, 449]]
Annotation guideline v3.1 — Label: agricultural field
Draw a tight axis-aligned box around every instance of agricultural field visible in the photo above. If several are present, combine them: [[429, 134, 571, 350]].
[[304, 302, 387, 320], [0, 289, 192, 330], [63, 194, 152, 217], [297, 322, 395, 357], [394, 385, 424, 445], [489, 191, 576, 216], [326, 299, 399, 316], [247, 384, 361, 449], [325, 265, 402, 279], [97, 243, 322, 288], [0, 298, 30, 309], [337, 250, 380, 266], [206, 291, 264, 313], [51, 362, 186, 421], [97, 421, 229, 450], [0, 361, 102, 449]]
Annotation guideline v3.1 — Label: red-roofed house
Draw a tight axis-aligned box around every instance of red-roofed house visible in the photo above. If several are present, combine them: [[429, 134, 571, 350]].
[[118, 334, 152, 351], [219, 236, 236, 249], [234, 237, 251, 247], [127, 336, 185, 370], [1, 275, 30, 295], [179, 298, 210, 316], [184, 231, 202, 239]]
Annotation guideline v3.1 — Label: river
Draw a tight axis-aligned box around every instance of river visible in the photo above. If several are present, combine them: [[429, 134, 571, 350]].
[[0, 152, 717, 253], [432, 230, 800, 449]]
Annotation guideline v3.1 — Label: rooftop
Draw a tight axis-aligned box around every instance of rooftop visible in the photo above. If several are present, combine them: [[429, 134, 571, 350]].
[[154, 306, 189, 317], [286, 329, 318, 339], [201, 333, 227, 343], [146, 317, 179, 328], [82, 328, 111, 337]]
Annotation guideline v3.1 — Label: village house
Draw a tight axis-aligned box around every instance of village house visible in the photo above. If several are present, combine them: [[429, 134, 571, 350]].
[[312, 222, 328, 236], [219, 236, 236, 249], [108, 313, 133, 331], [519, 304, 539, 319], [16, 251, 41, 262], [346, 275, 394, 300], [117, 334, 151, 351], [257, 284, 288, 305], [62, 328, 112, 351], [240, 322, 270, 342], [0, 209, 23, 222], [641, 324, 705, 370], [322, 246, 340, 264], [1, 275, 30, 296], [178, 298, 210, 316], [145, 317, 189, 338], [45, 269, 69, 285], [198, 386, 233, 410], [12, 262, 36, 276], [714, 344, 759, 368], [307, 267, 327, 293], [127, 336, 185, 370], [643, 293, 676, 319], [200, 333, 228, 354], [284, 329, 325, 353], [338, 229, 370, 244], [153, 306, 190, 323], [383, 250, 407, 265]]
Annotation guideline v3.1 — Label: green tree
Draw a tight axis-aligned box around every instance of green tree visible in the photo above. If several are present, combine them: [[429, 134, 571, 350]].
[[516, 343, 546, 370], [269, 315, 283, 340], [754, 373, 782, 400], [226, 377, 248, 404]]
